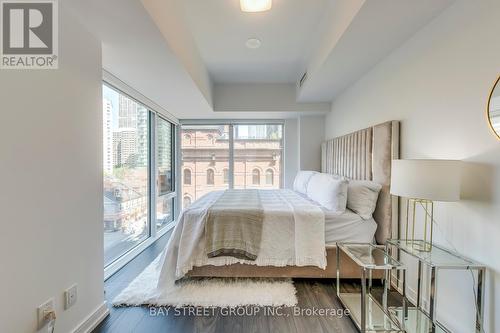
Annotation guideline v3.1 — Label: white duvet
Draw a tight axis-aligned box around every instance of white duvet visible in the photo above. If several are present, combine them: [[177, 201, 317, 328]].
[[155, 189, 326, 293]]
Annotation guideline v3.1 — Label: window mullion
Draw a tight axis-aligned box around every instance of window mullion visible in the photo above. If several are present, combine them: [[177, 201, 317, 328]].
[[229, 124, 234, 189], [149, 112, 157, 238]]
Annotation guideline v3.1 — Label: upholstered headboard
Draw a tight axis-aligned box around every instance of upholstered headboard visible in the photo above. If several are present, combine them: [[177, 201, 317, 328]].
[[321, 121, 400, 244]]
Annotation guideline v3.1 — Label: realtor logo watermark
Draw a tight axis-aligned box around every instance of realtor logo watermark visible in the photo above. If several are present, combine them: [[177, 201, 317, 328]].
[[1, 0, 58, 69]]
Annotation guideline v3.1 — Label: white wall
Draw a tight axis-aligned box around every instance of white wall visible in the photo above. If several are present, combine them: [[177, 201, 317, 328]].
[[298, 115, 325, 171], [0, 5, 105, 333], [284, 116, 325, 189], [284, 118, 299, 189], [324, 1, 500, 332], [214, 83, 330, 112], [141, 0, 214, 107]]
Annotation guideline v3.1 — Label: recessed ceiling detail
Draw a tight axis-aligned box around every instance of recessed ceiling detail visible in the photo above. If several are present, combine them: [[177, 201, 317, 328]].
[[182, 0, 328, 84], [66, 0, 457, 117]]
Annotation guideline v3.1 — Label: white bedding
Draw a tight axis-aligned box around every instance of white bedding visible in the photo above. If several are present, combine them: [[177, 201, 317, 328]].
[[298, 192, 377, 245], [324, 209, 377, 245], [155, 189, 326, 293], [152, 189, 378, 298]]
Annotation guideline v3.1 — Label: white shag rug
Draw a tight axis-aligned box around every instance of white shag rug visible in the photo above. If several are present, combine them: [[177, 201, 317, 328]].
[[113, 255, 298, 307]]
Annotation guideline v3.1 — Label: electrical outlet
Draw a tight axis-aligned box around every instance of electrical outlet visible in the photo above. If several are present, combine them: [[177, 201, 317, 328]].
[[37, 298, 55, 329], [64, 284, 78, 309]]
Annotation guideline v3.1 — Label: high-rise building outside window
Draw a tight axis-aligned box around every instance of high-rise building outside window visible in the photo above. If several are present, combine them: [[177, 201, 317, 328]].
[[102, 83, 176, 267]]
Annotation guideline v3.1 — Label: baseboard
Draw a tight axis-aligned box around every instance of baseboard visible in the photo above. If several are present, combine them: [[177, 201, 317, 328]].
[[72, 302, 109, 333]]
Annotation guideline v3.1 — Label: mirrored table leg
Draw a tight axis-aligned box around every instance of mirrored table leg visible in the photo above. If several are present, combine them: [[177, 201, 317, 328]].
[[369, 269, 373, 294], [383, 269, 389, 310], [476, 268, 485, 333], [429, 266, 439, 333], [336, 244, 340, 297], [361, 268, 367, 332], [417, 260, 422, 309], [402, 269, 408, 320], [429, 267, 438, 322]]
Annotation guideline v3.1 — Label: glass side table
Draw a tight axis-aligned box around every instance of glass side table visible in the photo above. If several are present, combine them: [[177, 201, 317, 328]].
[[386, 239, 486, 333], [389, 307, 449, 333], [336, 243, 407, 332]]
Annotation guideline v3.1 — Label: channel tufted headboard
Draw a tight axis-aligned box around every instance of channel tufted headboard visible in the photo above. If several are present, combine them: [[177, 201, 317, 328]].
[[321, 121, 400, 244]]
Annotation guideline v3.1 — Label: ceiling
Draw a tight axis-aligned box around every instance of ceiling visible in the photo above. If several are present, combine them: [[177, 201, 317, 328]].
[[297, 0, 455, 102], [63, 0, 457, 118], [181, 0, 329, 84], [63, 0, 213, 120]]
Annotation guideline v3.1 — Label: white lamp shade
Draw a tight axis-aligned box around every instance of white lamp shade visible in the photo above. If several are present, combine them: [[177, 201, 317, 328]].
[[390, 159, 461, 202]]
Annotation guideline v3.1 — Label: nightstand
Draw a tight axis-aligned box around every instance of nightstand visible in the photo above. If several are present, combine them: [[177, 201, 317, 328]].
[[386, 239, 486, 333], [336, 242, 407, 332]]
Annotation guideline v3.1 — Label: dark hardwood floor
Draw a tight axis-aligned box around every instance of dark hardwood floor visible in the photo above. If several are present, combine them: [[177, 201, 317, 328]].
[[93, 231, 404, 333]]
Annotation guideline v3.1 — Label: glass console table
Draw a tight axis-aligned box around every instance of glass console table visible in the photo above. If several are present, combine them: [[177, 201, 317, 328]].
[[336, 243, 407, 332], [386, 239, 486, 333]]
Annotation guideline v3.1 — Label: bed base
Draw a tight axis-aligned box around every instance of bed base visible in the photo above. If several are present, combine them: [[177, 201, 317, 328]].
[[186, 246, 383, 279]]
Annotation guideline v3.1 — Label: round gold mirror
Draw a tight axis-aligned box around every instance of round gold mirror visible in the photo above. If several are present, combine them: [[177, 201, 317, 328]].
[[488, 76, 500, 139]]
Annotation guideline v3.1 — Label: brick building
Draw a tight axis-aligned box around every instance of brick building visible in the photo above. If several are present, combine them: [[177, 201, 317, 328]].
[[181, 125, 283, 208]]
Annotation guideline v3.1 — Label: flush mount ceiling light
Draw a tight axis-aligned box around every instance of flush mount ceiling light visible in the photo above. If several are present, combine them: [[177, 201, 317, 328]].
[[240, 0, 272, 12], [246, 38, 262, 49]]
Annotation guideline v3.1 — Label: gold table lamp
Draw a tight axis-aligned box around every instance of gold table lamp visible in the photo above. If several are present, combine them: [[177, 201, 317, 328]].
[[391, 159, 461, 252]]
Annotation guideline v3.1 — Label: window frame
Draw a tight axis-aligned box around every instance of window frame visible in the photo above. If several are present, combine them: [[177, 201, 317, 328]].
[[154, 115, 176, 234], [178, 120, 285, 194], [103, 71, 179, 280]]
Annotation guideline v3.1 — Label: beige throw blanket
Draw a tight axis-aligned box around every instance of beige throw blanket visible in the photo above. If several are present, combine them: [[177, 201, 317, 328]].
[[205, 189, 264, 260]]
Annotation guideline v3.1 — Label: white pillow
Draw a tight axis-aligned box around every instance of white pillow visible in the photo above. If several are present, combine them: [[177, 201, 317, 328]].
[[347, 180, 382, 219], [306, 173, 348, 212], [293, 171, 318, 195]]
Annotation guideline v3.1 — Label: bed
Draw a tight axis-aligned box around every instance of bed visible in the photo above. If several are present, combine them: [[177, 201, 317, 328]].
[[180, 121, 400, 279]]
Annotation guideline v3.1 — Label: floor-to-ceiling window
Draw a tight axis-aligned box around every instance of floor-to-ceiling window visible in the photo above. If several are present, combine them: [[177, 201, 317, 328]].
[[155, 116, 175, 230], [180, 123, 283, 209], [181, 125, 230, 208], [233, 124, 283, 189], [102, 82, 176, 268]]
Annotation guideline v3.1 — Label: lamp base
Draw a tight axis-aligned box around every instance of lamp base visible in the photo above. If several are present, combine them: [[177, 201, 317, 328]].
[[405, 198, 434, 252], [405, 239, 433, 252]]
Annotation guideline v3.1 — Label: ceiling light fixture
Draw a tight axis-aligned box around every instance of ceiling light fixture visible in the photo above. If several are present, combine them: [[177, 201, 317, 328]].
[[246, 38, 261, 49], [240, 0, 272, 12]]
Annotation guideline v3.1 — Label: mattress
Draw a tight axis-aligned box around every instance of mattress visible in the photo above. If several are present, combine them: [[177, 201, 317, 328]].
[[323, 209, 377, 245], [299, 192, 378, 246]]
